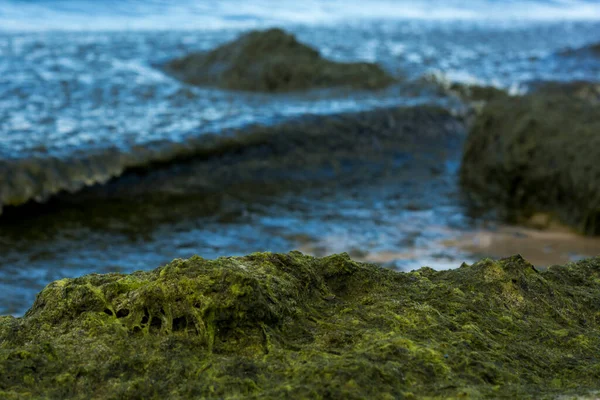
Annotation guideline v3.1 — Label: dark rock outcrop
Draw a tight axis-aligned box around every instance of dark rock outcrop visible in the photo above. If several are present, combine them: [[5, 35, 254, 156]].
[[460, 89, 600, 234], [162, 28, 395, 92]]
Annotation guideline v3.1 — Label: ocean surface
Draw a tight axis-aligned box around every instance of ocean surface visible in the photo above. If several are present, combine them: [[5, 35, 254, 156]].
[[1, 0, 600, 315]]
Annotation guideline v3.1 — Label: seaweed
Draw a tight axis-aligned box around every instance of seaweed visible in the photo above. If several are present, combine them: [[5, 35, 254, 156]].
[[1, 252, 600, 398]]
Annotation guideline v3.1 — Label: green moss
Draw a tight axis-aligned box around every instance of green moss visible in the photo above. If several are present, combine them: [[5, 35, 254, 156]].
[[460, 89, 600, 234], [162, 28, 395, 92], [2, 252, 600, 398]]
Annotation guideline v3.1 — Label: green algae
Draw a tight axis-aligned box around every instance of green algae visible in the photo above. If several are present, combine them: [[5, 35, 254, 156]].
[[2, 252, 600, 398], [162, 28, 395, 92], [460, 89, 600, 234]]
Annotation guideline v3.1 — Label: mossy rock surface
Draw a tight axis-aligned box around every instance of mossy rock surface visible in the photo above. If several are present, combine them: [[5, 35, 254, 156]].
[[2, 252, 600, 398], [460, 90, 600, 234], [162, 28, 395, 92]]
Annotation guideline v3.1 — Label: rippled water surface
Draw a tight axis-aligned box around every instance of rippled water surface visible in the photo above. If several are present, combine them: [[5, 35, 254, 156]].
[[2, 20, 599, 158], [1, 0, 600, 315]]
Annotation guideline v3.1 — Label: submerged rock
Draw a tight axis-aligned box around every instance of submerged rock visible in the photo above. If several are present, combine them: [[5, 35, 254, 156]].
[[419, 73, 509, 105], [559, 41, 600, 58], [446, 83, 511, 127], [162, 28, 395, 92], [0, 105, 462, 221], [2, 251, 600, 398], [460, 89, 600, 234], [417, 74, 510, 126]]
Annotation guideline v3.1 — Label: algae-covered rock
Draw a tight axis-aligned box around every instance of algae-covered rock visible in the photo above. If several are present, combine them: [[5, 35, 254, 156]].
[[0, 105, 459, 219], [2, 252, 600, 398], [418, 75, 510, 125], [528, 80, 600, 105], [460, 91, 600, 234], [162, 28, 395, 92], [446, 83, 511, 126], [448, 82, 509, 103], [0, 105, 462, 224], [419, 73, 509, 105]]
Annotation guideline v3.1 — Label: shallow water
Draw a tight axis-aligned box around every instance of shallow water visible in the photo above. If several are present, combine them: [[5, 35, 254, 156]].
[[2, 1, 600, 315]]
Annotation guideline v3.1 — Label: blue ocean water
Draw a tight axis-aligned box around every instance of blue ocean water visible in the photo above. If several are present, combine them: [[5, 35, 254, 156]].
[[0, 0, 599, 315], [2, 0, 600, 31], [1, 1, 599, 162]]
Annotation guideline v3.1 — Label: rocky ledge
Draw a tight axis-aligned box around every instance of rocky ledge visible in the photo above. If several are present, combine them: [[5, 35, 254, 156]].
[[162, 28, 395, 92], [1, 252, 600, 399]]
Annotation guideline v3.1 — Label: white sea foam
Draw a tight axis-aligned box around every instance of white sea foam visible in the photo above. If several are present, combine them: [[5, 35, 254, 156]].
[[1, 0, 600, 32]]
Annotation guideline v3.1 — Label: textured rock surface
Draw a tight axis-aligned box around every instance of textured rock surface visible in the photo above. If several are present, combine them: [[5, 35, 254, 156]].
[[460, 90, 600, 234], [2, 252, 600, 399], [162, 28, 395, 92]]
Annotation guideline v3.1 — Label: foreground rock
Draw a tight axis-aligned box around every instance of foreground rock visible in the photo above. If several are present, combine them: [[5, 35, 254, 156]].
[[2, 252, 600, 398], [162, 28, 395, 92], [460, 89, 600, 234]]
